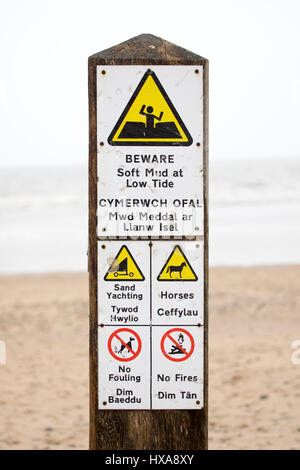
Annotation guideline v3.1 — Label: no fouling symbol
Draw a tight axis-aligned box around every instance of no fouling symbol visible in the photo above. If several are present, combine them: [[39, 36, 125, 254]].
[[108, 328, 142, 362], [160, 328, 195, 362]]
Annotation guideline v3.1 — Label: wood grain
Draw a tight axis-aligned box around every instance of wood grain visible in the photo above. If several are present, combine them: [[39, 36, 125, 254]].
[[88, 34, 208, 450]]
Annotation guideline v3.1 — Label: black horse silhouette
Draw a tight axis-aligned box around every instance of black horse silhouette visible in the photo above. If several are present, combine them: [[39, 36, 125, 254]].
[[166, 262, 187, 278], [118, 336, 135, 354]]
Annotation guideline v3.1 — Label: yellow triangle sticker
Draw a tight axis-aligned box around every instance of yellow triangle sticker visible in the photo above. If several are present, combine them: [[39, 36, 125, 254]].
[[157, 246, 198, 281], [108, 70, 193, 146], [104, 245, 145, 281]]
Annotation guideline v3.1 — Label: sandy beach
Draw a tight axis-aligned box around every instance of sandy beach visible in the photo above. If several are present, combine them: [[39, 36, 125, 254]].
[[0, 266, 299, 450]]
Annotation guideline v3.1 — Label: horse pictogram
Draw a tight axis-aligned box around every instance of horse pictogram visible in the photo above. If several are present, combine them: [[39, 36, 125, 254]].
[[108, 328, 142, 362]]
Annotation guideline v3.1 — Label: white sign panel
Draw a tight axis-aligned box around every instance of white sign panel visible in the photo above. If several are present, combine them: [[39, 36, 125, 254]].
[[97, 65, 203, 237], [98, 241, 150, 325], [98, 241, 204, 409]]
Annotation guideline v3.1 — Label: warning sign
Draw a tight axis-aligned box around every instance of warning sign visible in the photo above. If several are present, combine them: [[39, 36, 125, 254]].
[[98, 241, 150, 325], [152, 325, 204, 410], [108, 328, 142, 362], [104, 245, 145, 281], [157, 245, 198, 281], [108, 70, 192, 146], [160, 328, 194, 362]]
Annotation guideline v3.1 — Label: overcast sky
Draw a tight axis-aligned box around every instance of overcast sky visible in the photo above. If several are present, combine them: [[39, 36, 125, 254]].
[[0, 0, 299, 167]]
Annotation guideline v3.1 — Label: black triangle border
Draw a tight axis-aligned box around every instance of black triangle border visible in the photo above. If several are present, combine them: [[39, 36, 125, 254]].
[[104, 245, 145, 281], [107, 70, 193, 147], [157, 245, 198, 282]]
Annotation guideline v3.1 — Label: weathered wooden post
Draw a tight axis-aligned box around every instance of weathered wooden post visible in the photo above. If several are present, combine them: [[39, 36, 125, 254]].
[[88, 34, 208, 450]]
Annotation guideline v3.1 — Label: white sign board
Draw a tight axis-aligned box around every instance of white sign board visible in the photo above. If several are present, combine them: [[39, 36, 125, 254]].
[[97, 66, 203, 237], [152, 326, 203, 410], [98, 241, 150, 325]]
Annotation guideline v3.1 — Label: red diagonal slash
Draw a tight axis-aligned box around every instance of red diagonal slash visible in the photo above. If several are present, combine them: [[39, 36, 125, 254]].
[[166, 333, 188, 356], [115, 333, 135, 355]]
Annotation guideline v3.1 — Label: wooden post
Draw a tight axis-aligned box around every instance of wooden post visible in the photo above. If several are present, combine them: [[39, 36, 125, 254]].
[[88, 34, 208, 450]]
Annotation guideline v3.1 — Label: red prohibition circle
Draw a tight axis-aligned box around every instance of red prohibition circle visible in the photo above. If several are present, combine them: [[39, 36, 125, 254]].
[[160, 327, 195, 362], [108, 328, 142, 362]]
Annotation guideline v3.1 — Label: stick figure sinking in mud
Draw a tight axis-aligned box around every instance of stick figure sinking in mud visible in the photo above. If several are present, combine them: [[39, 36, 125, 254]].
[[139, 105, 163, 135]]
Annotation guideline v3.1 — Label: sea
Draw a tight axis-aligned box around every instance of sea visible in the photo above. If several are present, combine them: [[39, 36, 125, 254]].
[[0, 159, 299, 273]]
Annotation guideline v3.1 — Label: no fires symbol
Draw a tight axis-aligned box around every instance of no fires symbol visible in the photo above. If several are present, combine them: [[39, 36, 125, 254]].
[[160, 328, 195, 362]]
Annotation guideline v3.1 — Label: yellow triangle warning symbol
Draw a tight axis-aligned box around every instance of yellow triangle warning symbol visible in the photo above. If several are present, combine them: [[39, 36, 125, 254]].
[[104, 245, 145, 281], [108, 70, 193, 146], [157, 245, 198, 281]]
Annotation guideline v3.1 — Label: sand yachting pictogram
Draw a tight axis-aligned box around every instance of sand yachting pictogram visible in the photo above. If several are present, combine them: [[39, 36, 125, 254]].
[[160, 328, 195, 362], [108, 328, 142, 362], [104, 245, 145, 281], [157, 245, 198, 281], [108, 70, 193, 146]]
